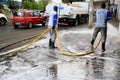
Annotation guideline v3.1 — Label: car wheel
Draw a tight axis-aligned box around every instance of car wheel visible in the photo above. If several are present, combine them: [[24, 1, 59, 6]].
[[28, 22, 33, 29], [0, 18, 6, 26], [42, 22, 45, 26], [14, 25, 18, 29]]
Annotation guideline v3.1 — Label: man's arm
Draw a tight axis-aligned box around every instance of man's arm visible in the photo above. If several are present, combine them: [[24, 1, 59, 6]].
[[107, 10, 112, 21], [52, 13, 58, 29]]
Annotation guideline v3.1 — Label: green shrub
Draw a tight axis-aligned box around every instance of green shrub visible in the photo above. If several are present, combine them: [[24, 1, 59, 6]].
[[0, 4, 4, 9]]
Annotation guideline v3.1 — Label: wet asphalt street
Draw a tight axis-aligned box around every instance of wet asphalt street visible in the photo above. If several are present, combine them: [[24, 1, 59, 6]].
[[0, 14, 47, 53], [0, 17, 120, 80]]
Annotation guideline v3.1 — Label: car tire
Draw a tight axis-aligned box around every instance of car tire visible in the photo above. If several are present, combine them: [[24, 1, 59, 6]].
[[28, 22, 33, 29], [42, 22, 45, 26], [14, 25, 18, 29], [0, 18, 6, 26]]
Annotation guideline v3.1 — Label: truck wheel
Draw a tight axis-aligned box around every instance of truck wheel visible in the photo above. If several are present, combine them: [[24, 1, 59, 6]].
[[28, 22, 33, 29], [74, 19, 79, 26], [86, 17, 89, 23], [73, 15, 80, 26], [68, 21, 72, 26]]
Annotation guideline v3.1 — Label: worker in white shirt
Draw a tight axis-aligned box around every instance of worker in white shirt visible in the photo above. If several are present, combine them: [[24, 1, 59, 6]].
[[90, 3, 111, 53], [48, 5, 58, 48]]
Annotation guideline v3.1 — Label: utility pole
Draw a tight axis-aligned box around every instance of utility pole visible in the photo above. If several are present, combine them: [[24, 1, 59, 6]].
[[88, 0, 94, 28], [22, 0, 24, 9], [118, 0, 120, 41]]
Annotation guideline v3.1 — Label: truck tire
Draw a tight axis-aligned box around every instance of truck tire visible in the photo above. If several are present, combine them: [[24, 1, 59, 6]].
[[68, 20, 72, 26], [75, 20, 79, 26], [73, 19, 79, 26], [73, 15, 79, 26], [86, 17, 89, 23]]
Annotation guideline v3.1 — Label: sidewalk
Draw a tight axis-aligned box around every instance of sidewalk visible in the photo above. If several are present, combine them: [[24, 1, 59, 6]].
[[109, 18, 119, 28]]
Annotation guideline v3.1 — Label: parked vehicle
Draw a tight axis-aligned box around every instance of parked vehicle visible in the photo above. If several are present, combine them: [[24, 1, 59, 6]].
[[45, 1, 89, 26], [12, 10, 46, 29], [36, 10, 45, 16], [0, 13, 8, 26]]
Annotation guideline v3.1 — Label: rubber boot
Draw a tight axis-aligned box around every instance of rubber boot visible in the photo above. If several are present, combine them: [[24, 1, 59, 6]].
[[90, 40, 94, 50], [90, 40, 94, 45], [51, 41, 57, 48], [49, 39, 52, 47], [102, 42, 105, 52]]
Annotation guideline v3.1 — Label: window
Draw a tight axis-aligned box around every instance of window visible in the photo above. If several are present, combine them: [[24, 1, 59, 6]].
[[29, 12, 39, 17], [29, 12, 34, 16], [15, 12, 24, 17], [33, 12, 39, 17]]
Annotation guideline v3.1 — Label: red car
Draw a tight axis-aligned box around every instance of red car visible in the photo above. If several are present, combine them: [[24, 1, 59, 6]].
[[12, 10, 46, 29]]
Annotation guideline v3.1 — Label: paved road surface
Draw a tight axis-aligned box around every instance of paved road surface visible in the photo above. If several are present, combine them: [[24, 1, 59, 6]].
[[0, 15, 47, 53]]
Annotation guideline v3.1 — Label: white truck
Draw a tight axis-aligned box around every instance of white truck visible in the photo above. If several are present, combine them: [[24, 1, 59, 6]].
[[45, 1, 89, 26]]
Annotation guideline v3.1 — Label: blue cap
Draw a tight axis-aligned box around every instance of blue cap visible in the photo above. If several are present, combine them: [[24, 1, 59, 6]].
[[53, 5, 58, 10]]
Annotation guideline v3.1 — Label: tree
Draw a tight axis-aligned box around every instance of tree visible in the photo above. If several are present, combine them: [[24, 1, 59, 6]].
[[23, 0, 40, 10], [39, 0, 49, 10], [63, 0, 85, 3], [32, 1, 39, 10], [8, 0, 19, 10], [0, 4, 4, 13], [23, 0, 32, 9], [0, 4, 4, 9]]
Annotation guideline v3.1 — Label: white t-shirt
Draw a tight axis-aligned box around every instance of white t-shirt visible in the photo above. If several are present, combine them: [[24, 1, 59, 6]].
[[95, 9, 108, 27], [48, 11, 58, 28]]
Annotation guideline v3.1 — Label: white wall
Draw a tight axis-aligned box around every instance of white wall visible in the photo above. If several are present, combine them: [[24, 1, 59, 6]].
[[110, 0, 119, 4]]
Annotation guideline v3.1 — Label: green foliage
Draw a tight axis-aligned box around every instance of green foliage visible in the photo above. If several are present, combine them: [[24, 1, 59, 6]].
[[0, 4, 4, 9], [32, 1, 39, 10], [39, 0, 49, 10], [63, 0, 85, 3], [22, 0, 84, 10], [8, 1, 19, 10], [23, 0, 32, 9], [23, 0, 49, 10]]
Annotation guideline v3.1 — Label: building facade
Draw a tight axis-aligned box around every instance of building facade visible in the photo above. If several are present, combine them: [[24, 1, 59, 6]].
[[0, 0, 22, 6], [0, 0, 10, 5]]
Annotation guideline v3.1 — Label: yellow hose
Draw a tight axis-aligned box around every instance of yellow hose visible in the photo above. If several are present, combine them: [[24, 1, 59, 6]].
[[8, 28, 101, 57], [9, 28, 51, 56], [55, 29, 102, 56]]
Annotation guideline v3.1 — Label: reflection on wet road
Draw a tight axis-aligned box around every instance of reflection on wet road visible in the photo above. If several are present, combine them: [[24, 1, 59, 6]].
[[0, 23, 120, 80], [58, 57, 120, 80]]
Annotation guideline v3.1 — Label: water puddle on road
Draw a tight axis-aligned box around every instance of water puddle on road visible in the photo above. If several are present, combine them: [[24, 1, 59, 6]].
[[18, 58, 120, 80], [1, 51, 120, 80]]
